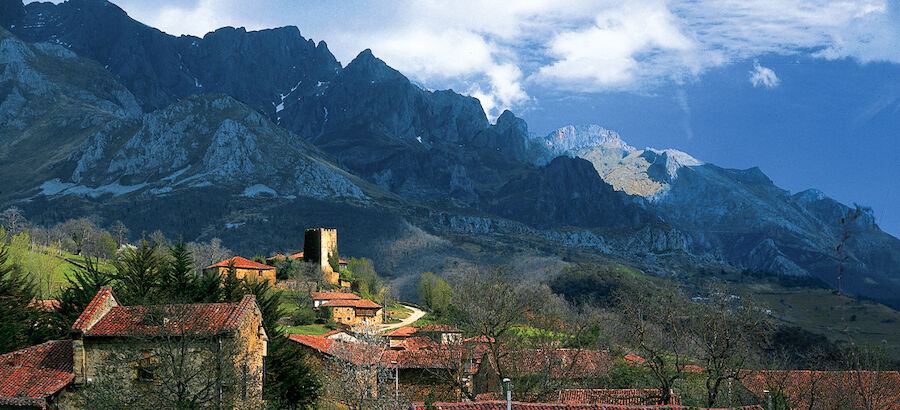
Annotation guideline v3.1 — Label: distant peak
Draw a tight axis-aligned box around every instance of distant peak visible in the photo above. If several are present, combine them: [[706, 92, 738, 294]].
[[343, 48, 403, 82], [543, 124, 635, 153]]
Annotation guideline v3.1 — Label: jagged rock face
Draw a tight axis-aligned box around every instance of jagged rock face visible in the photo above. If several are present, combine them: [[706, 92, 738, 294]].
[[542, 123, 900, 301], [8, 0, 340, 114], [62, 94, 367, 200], [0, 28, 141, 192], [486, 156, 653, 229]]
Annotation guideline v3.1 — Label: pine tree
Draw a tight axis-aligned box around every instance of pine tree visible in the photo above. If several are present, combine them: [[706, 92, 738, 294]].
[[113, 240, 164, 305], [52, 257, 112, 335], [0, 244, 43, 353], [163, 242, 198, 303], [264, 336, 321, 408]]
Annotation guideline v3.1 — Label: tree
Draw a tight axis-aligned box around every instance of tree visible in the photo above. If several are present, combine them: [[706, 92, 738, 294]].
[[0, 243, 46, 353], [449, 266, 547, 392], [110, 220, 129, 247], [418, 272, 452, 314], [113, 240, 165, 305], [265, 336, 321, 408], [689, 287, 769, 407], [0, 207, 26, 235], [162, 242, 200, 303], [617, 287, 692, 405], [52, 257, 113, 336]]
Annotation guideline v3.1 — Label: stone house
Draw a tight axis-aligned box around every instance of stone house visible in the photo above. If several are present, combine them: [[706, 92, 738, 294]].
[[204, 256, 276, 286], [415, 324, 463, 345], [69, 287, 269, 406], [320, 298, 383, 326]]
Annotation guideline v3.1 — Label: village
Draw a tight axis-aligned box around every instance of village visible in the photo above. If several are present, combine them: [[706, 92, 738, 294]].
[[0, 227, 898, 409]]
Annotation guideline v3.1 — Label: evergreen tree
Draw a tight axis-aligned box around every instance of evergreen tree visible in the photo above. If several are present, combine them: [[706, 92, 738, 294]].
[[162, 242, 198, 303], [113, 240, 164, 305], [52, 257, 112, 335], [0, 244, 44, 353], [264, 336, 321, 408]]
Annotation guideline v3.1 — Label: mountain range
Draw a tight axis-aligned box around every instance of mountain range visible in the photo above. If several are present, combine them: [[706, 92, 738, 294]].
[[1, 0, 899, 306]]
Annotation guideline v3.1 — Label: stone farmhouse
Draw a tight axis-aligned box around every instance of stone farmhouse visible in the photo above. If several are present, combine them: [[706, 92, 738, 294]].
[[204, 256, 276, 286], [0, 287, 269, 408], [321, 298, 383, 326]]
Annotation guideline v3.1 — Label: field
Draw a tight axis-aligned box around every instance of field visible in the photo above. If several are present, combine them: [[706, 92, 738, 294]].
[[747, 284, 900, 361]]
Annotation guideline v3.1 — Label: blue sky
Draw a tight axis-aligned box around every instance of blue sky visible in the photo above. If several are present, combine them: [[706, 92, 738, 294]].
[[32, 0, 900, 237]]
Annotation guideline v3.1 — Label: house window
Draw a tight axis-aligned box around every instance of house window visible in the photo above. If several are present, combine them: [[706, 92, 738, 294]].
[[137, 350, 155, 381]]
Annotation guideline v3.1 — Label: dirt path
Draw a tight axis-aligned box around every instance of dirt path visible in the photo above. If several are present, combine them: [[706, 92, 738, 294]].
[[380, 304, 426, 332]]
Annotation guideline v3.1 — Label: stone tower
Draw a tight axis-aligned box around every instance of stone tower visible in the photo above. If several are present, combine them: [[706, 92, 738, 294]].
[[303, 228, 339, 284]]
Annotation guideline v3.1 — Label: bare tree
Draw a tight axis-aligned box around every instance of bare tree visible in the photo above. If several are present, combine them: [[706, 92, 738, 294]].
[[111, 220, 129, 247], [690, 287, 769, 407], [186, 238, 233, 273], [321, 330, 405, 409], [0, 207, 26, 235], [617, 287, 692, 405], [448, 266, 548, 394]]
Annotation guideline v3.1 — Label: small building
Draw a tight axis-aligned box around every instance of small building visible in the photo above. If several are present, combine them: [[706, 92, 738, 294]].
[[0, 340, 73, 408], [383, 326, 418, 348], [320, 299, 383, 326], [311, 291, 360, 308], [416, 324, 463, 345], [204, 256, 276, 286], [322, 328, 360, 344], [70, 287, 269, 406]]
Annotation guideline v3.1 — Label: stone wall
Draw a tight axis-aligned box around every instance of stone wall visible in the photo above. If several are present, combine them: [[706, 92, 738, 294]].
[[304, 227, 339, 284], [206, 266, 276, 286]]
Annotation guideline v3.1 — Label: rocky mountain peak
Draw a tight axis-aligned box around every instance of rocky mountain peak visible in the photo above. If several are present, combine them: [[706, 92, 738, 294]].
[[542, 124, 636, 155], [342, 48, 404, 83]]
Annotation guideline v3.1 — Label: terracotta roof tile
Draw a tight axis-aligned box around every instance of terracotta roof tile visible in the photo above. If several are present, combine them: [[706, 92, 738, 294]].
[[394, 336, 442, 351], [0, 340, 74, 409], [410, 401, 763, 409], [28, 299, 60, 312], [384, 326, 418, 338], [557, 389, 681, 405], [84, 295, 256, 337], [320, 299, 381, 309], [310, 292, 360, 301], [740, 370, 900, 409], [205, 256, 274, 271], [71, 286, 117, 332], [418, 324, 462, 333]]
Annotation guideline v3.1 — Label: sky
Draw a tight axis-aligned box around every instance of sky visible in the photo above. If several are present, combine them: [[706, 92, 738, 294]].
[[30, 0, 900, 236]]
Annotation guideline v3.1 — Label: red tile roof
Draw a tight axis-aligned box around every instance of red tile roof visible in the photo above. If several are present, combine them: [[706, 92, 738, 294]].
[[557, 389, 681, 405], [623, 354, 645, 365], [418, 324, 462, 333], [478, 349, 612, 379], [289, 251, 304, 259], [410, 402, 763, 409], [205, 256, 274, 271], [740, 370, 900, 409], [394, 336, 442, 351], [310, 292, 360, 301], [288, 334, 382, 365], [28, 299, 60, 312], [84, 295, 257, 337], [72, 286, 118, 332], [384, 326, 418, 338], [320, 299, 382, 309], [267, 254, 287, 261], [0, 340, 74, 409], [383, 349, 462, 369]]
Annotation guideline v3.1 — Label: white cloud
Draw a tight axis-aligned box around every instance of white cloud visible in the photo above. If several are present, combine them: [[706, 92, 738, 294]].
[[100, 0, 900, 117], [533, 2, 699, 91], [749, 61, 779, 88]]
